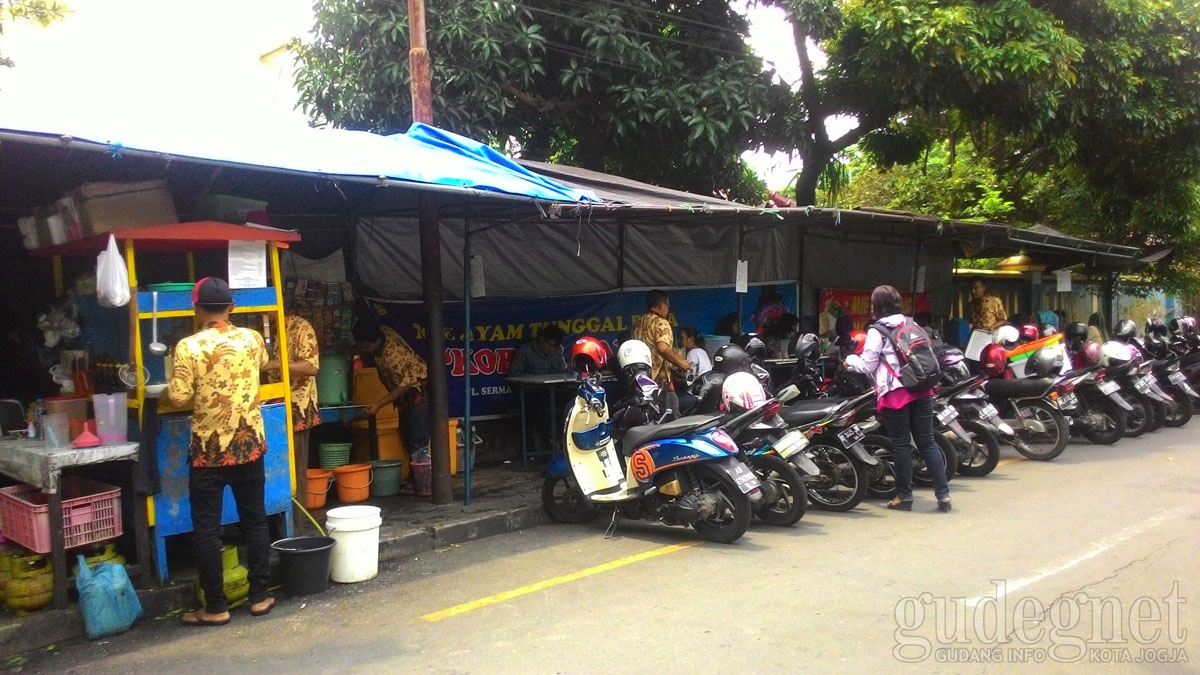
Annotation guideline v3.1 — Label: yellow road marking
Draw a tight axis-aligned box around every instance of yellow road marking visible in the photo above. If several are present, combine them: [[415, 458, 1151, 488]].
[[997, 457, 1025, 467], [421, 540, 702, 622]]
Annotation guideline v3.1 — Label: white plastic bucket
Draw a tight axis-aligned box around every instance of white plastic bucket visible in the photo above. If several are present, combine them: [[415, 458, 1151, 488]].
[[325, 505, 382, 583]]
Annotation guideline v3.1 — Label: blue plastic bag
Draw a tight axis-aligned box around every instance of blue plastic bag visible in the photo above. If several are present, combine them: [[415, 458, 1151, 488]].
[[76, 555, 143, 639]]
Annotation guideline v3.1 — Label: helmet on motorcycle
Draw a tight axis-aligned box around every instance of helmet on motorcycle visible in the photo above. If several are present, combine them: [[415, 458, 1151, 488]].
[[1099, 341, 1133, 367], [1041, 323, 1058, 337], [789, 333, 819, 360], [1183, 316, 1198, 335], [713, 344, 751, 375], [1064, 322, 1088, 344], [849, 330, 868, 356], [1018, 324, 1040, 344], [570, 336, 610, 374], [938, 347, 965, 367], [941, 360, 971, 385], [616, 339, 652, 374], [993, 325, 1019, 349], [1076, 342, 1101, 367], [1169, 317, 1186, 336], [1113, 319, 1137, 343], [833, 367, 873, 395], [720, 371, 767, 413], [742, 335, 768, 362], [1145, 316, 1168, 339], [1025, 346, 1063, 378], [981, 343, 1008, 377]]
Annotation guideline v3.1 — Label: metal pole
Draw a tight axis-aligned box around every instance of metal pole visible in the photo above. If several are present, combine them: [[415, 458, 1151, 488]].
[[410, 0, 451, 503], [463, 213, 473, 506]]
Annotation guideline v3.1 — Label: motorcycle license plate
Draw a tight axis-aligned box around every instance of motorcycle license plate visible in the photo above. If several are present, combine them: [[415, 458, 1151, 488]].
[[1135, 375, 1153, 393], [729, 462, 761, 494], [772, 430, 809, 459], [1098, 381, 1120, 395], [1059, 392, 1078, 410], [935, 407, 958, 424], [837, 425, 865, 447], [979, 404, 999, 420], [1169, 372, 1187, 385]]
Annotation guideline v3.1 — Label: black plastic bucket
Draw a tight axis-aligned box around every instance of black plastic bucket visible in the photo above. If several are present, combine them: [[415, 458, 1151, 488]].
[[271, 536, 336, 596]]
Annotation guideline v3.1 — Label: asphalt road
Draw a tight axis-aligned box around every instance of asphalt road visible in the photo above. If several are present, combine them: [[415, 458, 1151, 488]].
[[12, 426, 1199, 674]]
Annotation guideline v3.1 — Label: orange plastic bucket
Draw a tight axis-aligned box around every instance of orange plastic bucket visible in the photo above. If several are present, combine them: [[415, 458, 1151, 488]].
[[331, 463, 373, 504], [305, 469, 334, 510]]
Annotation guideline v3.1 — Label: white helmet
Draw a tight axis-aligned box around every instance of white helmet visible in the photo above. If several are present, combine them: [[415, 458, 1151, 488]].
[[617, 339, 652, 371], [721, 372, 767, 413], [1099, 341, 1133, 367], [993, 325, 1019, 348]]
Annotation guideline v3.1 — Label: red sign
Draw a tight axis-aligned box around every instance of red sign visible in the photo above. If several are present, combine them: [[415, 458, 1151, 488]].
[[818, 288, 930, 333]]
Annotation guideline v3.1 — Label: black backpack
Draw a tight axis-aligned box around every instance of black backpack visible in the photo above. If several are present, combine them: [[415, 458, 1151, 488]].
[[870, 319, 941, 393]]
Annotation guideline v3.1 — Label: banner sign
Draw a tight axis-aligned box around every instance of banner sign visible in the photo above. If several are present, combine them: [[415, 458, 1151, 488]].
[[818, 288, 929, 334], [371, 284, 796, 417]]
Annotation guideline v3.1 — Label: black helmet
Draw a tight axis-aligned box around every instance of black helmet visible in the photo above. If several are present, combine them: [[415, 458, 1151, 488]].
[[713, 344, 751, 374], [1169, 317, 1185, 336], [1025, 346, 1063, 377], [1113, 319, 1137, 343], [1145, 316, 1168, 338], [743, 336, 768, 361], [1064, 322, 1088, 343], [789, 333, 819, 360]]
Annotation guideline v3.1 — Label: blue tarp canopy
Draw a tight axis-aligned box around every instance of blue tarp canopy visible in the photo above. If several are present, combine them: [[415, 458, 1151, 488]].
[[0, 111, 598, 204]]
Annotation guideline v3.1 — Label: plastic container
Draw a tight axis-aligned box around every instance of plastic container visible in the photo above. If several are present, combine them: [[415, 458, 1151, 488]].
[[318, 442, 352, 469], [331, 463, 372, 503], [411, 460, 432, 497], [271, 536, 336, 596], [92, 393, 127, 445], [369, 460, 402, 497], [316, 355, 351, 405], [0, 477, 123, 554], [305, 469, 333, 510], [41, 413, 70, 449], [45, 396, 87, 440], [325, 505, 382, 583]]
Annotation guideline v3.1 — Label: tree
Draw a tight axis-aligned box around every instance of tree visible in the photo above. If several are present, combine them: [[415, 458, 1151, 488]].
[[1, 1, 67, 68], [295, 0, 781, 202]]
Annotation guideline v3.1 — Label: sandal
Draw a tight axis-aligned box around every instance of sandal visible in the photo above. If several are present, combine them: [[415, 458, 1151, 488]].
[[249, 597, 276, 617], [181, 610, 231, 627], [886, 498, 913, 511]]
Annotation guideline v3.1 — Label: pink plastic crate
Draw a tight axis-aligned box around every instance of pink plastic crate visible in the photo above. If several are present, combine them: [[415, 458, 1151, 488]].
[[0, 477, 122, 554]]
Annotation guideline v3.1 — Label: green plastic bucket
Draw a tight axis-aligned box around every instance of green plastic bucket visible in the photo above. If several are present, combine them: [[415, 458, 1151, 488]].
[[370, 460, 403, 497], [316, 355, 351, 405], [319, 442, 352, 469]]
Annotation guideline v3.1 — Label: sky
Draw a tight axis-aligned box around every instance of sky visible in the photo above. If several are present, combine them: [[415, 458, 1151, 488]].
[[0, 0, 848, 191]]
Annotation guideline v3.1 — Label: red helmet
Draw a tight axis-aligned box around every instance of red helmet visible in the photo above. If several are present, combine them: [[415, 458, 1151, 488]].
[[981, 343, 1008, 377], [1018, 324, 1039, 344], [570, 336, 610, 374], [849, 330, 868, 355]]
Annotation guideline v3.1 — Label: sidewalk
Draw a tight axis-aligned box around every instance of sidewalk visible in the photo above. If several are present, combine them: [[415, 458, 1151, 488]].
[[0, 464, 548, 657]]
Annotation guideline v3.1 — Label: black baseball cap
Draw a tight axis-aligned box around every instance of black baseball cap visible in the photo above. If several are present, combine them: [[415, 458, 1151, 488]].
[[192, 277, 234, 307]]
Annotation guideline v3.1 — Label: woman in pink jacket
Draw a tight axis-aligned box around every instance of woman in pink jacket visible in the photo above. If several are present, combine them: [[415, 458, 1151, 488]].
[[845, 285, 951, 512]]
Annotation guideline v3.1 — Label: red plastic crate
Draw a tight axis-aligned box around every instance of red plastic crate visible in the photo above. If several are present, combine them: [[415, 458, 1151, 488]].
[[0, 477, 122, 554]]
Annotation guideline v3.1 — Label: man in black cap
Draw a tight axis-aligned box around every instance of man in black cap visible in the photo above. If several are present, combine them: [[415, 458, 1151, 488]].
[[167, 277, 274, 626]]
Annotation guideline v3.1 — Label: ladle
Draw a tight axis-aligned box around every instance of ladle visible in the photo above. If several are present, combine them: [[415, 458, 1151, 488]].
[[149, 291, 168, 356]]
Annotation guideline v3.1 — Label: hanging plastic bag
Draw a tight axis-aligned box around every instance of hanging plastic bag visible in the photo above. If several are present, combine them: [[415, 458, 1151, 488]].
[[96, 234, 130, 308], [75, 554, 143, 639]]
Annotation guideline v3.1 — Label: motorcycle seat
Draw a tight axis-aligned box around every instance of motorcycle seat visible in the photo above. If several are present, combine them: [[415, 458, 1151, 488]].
[[1061, 364, 1100, 380], [622, 414, 720, 455], [985, 377, 1055, 399], [779, 397, 846, 426]]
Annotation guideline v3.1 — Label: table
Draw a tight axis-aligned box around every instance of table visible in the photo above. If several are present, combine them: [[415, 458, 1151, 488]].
[[0, 439, 151, 610], [506, 373, 584, 465]]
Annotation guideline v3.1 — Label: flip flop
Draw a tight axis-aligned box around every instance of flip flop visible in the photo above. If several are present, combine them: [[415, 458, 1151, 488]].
[[181, 611, 231, 627], [249, 598, 275, 617]]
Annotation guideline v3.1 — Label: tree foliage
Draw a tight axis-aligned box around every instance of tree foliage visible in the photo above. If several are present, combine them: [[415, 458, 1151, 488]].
[[0, 1, 67, 68]]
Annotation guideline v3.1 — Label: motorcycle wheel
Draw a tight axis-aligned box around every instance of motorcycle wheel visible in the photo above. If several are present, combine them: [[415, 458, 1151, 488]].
[[862, 434, 898, 500], [1120, 392, 1151, 437], [540, 475, 598, 524], [689, 463, 753, 543], [1079, 394, 1127, 445], [1161, 386, 1193, 428], [748, 454, 806, 526], [1012, 399, 1069, 461], [954, 420, 1001, 477], [804, 443, 869, 512], [1147, 398, 1166, 432], [914, 433, 957, 486]]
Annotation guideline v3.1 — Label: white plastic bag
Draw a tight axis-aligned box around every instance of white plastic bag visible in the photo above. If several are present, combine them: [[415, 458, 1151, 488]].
[[96, 234, 130, 308]]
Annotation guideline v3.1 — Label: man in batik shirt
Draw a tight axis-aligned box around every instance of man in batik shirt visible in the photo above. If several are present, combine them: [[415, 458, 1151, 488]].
[[354, 321, 430, 459], [634, 289, 693, 389], [265, 311, 320, 522], [168, 277, 274, 626]]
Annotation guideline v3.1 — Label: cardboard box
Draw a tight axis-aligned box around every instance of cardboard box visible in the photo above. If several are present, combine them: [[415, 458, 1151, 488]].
[[74, 180, 178, 235], [55, 196, 85, 241]]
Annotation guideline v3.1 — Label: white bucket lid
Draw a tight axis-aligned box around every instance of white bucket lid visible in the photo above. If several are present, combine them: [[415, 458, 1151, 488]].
[[326, 505, 381, 522]]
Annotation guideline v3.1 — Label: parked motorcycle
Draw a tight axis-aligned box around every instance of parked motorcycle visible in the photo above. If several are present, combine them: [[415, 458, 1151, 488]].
[[776, 387, 882, 512], [977, 343, 1070, 460], [1059, 324, 1132, 445]]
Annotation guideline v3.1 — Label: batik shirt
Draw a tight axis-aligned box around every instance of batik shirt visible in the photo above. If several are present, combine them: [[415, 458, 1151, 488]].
[[635, 312, 675, 386], [168, 321, 269, 468], [375, 326, 428, 410], [269, 315, 321, 431], [972, 294, 1006, 331]]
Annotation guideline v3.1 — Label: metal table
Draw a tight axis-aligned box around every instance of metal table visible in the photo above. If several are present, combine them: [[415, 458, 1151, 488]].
[[505, 374, 583, 465], [0, 439, 151, 610]]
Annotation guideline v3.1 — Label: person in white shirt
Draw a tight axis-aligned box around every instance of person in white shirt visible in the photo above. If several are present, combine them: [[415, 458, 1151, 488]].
[[679, 326, 712, 375]]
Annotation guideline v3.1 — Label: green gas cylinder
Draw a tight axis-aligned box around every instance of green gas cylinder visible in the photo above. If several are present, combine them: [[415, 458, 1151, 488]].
[[71, 542, 128, 577], [6, 552, 53, 613], [195, 545, 249, 609]]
